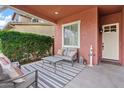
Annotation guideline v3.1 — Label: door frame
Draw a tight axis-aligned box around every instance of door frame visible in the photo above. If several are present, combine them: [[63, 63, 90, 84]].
[[102, 23, 119, 60]]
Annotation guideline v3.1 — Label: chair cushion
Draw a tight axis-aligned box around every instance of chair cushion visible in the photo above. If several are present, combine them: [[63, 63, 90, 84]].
[[0, 54, 25, 83], [7, 66, 25, 83], [61, 56, 72, 61], [0, 82, 14, 88], [0, 73, 10, 81], [0, 53, 11, 74], [0, 59, 11, 75], [0, 64, 2, 75], [0, 64, 10, 81], [66, 48, 77, 57], [55, 55, 72, 61], [0, 64, 4, 80], [56, 48, 78, 61]]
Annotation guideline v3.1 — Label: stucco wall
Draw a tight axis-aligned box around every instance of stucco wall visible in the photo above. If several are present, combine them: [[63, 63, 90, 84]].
[[100, 12, 122, 64], [55, 7, 99, 65], [18, 16, 31, 23], [11, 25, 55, 37]]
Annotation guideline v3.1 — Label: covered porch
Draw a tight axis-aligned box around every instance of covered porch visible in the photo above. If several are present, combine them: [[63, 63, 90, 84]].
[[10, 5, 124, 88], [1, 5, 124, 88], [11, 5, 124, 65]]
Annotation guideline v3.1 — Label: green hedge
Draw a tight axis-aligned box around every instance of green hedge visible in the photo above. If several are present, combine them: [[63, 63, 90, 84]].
[[0, 31, 54, 64]]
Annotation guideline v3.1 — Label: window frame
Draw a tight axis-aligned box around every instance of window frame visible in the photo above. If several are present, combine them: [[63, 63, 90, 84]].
[[62, 20, 80, 48]]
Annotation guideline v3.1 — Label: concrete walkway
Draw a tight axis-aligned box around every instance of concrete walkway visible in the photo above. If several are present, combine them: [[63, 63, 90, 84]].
[[65, 63, 124, 88]]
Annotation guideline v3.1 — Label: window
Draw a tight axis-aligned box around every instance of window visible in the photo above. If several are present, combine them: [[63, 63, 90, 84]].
[[103, 23, 118, 33], [62, 21, 80, 48]]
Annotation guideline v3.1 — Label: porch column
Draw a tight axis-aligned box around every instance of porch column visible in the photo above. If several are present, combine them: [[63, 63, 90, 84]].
[[121, 7, 124, 65]]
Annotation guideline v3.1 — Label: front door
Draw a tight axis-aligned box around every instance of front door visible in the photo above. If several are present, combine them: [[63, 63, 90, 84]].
[[102, 23, 119, 60]]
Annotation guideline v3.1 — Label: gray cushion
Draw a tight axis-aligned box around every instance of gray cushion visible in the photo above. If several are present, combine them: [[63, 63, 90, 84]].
[[0, 82, 14, 88], [0, 64, 11, 81], [0, 73, 10, 81], [66, 48, 77, 57], [55, 48, 78, 62], [61, 56, 72, 61], [55, 55, 72, 61], [0, 64, 2, 75]]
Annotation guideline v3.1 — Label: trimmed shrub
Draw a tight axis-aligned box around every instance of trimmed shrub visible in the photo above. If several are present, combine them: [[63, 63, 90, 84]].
[[0, 31, 54, 64]]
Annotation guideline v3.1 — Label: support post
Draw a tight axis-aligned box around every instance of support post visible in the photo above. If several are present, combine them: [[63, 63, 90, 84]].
[[35, 70, 38, 88], [89, 45, 93, 67]]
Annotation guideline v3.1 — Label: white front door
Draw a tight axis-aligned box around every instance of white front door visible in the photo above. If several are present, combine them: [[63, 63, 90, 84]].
[[102, 23, 119, 60]]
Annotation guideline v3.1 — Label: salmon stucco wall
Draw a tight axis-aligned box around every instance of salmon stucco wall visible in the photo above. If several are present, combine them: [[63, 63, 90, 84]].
[[54, 7, 99, 65], [100, 12, 122, 64]]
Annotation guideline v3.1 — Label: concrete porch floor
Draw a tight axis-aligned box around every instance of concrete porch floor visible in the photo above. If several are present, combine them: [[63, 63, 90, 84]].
[[65, 63, 124, 88]]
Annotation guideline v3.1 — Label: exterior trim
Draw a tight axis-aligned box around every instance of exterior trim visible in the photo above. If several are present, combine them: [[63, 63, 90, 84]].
[[102, 23, 119, 29], [62, 20, 81, 48]]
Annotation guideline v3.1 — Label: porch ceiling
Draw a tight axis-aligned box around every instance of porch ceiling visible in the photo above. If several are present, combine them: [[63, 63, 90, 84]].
[[12, 5, 123, 24]]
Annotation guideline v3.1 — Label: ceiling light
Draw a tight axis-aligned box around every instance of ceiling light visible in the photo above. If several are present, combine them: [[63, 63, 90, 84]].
[[54, 11, 59, 15]]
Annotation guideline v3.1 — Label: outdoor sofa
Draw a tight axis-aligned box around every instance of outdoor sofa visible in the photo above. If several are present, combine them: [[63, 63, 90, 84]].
[[55, 48, 79, 66]]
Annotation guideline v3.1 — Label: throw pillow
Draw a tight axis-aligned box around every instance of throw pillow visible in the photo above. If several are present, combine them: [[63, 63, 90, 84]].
[[63, 48, 68, 56], [67, 50, 77, 58], [7, 66, 25, 83], [0, 58, 11, 74], [0, 53, 11, 64], [57, 49, 64, 55]]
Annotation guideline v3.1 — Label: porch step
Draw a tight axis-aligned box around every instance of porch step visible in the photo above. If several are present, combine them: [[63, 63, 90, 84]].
[[101, 59, 121, 66]]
